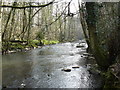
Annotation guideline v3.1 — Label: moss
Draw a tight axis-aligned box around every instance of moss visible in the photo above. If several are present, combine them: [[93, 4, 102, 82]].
[[10, 43, 25, 49], [28, 43, 37, 48], [32, 40, 40, 45], [41, 39, 59, 45], [41, 39, 49, 45], [88, 26, 109, 69], [2, 39, 59, 54], [28, 40, 39, 48], [102, 71, 118, 88], [49, 40, 59, 44]]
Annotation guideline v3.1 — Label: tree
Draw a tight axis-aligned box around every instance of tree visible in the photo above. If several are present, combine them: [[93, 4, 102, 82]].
[[81, 2, 120, 69]]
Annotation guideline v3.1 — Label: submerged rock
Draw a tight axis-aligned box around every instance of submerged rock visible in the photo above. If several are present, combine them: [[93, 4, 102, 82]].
[[69, 53, 74, 56], [61, 68, 71, 72]]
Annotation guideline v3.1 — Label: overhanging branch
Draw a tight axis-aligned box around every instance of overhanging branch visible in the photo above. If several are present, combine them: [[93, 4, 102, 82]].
[[0, 1, 55, 9]]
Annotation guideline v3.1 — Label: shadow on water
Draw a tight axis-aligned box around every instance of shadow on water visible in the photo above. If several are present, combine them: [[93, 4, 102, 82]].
[[2, 40, 104, 88]]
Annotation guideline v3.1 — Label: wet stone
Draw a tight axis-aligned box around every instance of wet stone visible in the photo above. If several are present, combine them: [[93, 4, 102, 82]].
[[21, 83, 26, 87], [72, 66, 80, 68], [61, 68, 71, 72], [83, 53, 92, 56], [88, 57, 95, 59], [76, 45, 84, 48], [81, 55, 88, 58]]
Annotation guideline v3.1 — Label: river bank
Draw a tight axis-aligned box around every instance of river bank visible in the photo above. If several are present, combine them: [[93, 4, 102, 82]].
[[2, 39, 59, 55]]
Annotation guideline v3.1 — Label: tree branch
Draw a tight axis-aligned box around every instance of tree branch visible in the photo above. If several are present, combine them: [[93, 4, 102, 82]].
[[0, 1, 55, 9], [48, 0, 72, 26]]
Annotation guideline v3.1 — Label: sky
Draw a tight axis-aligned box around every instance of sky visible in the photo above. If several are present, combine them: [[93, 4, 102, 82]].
[[2, 0, 80, 13], [56, 0, 80, 13], [70, 0, 80, 13]]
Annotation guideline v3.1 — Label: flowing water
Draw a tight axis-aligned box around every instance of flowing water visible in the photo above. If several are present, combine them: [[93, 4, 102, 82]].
[[2, 41, 104, 88]]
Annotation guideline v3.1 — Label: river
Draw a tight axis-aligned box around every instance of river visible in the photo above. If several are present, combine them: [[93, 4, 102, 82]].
[[2, 41, 104, 88]]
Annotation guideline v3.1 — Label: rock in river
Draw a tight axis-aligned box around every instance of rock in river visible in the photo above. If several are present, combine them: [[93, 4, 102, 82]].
[[72, 66, 80, 68], [83, 53, 92, 56], [21, 83, 26, 87], [76, 45, 84, 48], [61, 68, 71, 72]]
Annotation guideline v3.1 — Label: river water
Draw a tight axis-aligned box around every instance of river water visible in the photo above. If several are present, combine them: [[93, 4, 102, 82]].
[[2, 41, 104, 88]]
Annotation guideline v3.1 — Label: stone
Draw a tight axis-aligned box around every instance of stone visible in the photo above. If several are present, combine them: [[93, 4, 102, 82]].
[[72, 66, 80, 68], [61, 68, 71, 72], [76, 45, 84, 48], [83, 53, 92, 56], [21, 83, 26, 87]]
